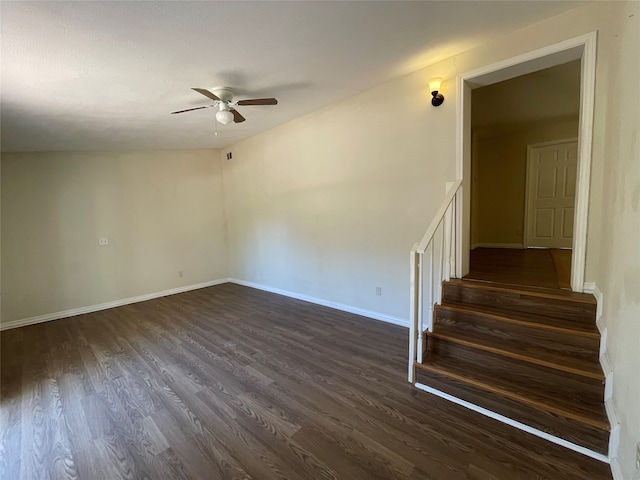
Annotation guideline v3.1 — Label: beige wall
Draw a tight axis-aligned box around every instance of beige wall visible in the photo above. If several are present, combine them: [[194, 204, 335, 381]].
[[596, 2, 640, 479], [471, 117, 579, 246], [1, 149, 229, 323], [221, 1, 638, 475]]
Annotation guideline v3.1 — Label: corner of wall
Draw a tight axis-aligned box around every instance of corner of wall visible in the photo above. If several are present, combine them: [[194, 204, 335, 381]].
[[218, 144, 236, 279]]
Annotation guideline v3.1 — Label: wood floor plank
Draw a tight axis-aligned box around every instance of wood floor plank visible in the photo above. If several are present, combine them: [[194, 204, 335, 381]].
[[466, 247, 573, 290], [58, 374, 107, 480], [0, 283, 613, 479], [0, 328, 24, 480], [292, 426, 393, 480]]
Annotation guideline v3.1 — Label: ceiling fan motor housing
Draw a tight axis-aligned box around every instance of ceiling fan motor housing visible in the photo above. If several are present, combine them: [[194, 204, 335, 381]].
[[212, 87, 233, 103]]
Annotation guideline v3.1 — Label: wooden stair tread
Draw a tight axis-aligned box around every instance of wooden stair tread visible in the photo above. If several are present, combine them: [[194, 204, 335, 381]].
[[414, 367, 610, 454], [446, 278, 596, 304], [417, 341, 608, 431], [429, 324, 604, 380], [437, 302, 599, 336]]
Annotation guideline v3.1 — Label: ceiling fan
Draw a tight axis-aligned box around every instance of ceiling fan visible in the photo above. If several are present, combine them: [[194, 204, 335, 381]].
[[171, 87, 278, 124]]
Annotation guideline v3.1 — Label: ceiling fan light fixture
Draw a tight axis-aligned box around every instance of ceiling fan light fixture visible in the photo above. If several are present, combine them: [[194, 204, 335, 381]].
[[215, 109, 234, 125]]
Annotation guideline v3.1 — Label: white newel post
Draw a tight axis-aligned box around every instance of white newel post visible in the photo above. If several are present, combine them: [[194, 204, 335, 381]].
[[417, 251, 425, 364], [443, 205, 452, 281], [408, 246, 419, 383], [427, 246, 434, 332]]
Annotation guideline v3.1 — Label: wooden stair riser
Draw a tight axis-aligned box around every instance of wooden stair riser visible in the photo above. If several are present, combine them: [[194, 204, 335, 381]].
[[442, 283, 596, 324], [434, 307, 601, 369], [424, 339, 606, 422], [414, 365, 610, 455]]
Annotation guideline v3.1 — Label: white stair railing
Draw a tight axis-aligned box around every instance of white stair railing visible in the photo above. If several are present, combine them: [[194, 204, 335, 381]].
[[408, 180, 462, 383]]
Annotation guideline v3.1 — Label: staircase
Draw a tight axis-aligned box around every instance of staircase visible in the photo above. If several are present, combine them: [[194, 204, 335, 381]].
[[413, 278, 609, 457]]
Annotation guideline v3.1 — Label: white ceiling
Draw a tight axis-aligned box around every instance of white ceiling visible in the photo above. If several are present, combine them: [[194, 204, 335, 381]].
[[1, 1, 586, 153], [472, 60, 582, 129]]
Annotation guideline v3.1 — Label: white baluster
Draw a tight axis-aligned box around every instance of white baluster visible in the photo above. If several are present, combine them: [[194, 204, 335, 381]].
[[428, 244, 434, 332], [408, 180, 462, 377], [437, 221, 444, 305], [451, 195, 457, 277], [443, 203, 452, 281]]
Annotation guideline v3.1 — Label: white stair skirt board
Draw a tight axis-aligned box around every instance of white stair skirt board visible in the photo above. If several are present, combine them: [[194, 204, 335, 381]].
[[414, 383, 610, 464], [610, 457, 624, 480], [583, 281, 621, 467], [229, 278, 409, 328], [0, 278, 230, 331]]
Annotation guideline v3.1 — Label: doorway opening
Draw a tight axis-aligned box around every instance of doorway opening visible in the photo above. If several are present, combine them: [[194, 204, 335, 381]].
[[468, 61, 581, 290], [455, 33, 597, 293]]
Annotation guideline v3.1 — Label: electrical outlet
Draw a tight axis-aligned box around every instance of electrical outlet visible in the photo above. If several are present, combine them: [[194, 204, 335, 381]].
[[98, 237, 109, 246], [375, 287, 382, 296]]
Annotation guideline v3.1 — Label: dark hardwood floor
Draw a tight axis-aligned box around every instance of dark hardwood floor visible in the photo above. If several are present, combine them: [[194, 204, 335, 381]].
[[1, 283, 612, 479], [466, 248, 572, 290]]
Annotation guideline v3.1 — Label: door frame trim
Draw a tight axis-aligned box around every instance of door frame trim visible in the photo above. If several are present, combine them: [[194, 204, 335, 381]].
[[455, 32, 597, 292], [523, 138, 578, 249]]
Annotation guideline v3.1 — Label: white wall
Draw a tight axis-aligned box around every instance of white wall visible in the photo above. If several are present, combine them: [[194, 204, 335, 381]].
[[222, 72, 456, 321], [1, 149, 228, 324], [596, 2, 640, 478]]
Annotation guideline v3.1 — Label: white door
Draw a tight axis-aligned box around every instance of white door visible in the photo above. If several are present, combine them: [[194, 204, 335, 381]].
[[525, 140, 578, 248]]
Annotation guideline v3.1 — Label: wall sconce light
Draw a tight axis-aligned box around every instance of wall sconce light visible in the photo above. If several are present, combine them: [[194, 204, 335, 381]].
[[429, 77, 445, 107]]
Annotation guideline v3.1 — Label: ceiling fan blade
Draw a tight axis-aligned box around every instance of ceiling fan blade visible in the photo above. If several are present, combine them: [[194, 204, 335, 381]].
[[192, 88, 220, 101], [170, 106, 210, 114], [231, 108, 246, 123], [236, 98, 278, 106]]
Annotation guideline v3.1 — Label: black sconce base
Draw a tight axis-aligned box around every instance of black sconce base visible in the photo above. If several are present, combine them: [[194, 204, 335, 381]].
[[431, 93, 444, 107]]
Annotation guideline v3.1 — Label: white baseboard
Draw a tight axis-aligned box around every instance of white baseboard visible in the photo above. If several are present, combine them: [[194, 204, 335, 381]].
[[583, 282, 603, 326], [0, 278, 230, 331], [471, 243, 524, 249], [1, 277, 409, 332], [610, 457, 624, 480], [229, 278, 409, 328], [602, 355, 613, 399], [605, 396, 621, 464]]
